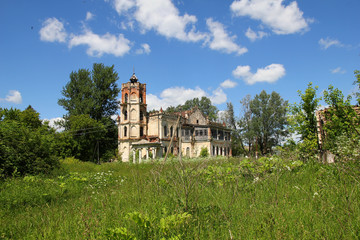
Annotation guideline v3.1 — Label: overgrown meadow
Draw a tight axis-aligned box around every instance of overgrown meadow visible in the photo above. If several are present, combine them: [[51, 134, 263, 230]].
[[1, 156, 360, 239]]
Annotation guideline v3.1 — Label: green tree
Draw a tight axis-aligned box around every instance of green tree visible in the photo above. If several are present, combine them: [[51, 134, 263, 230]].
[[58, 63, 120, 162], [238, 95, 255, 155], [250, 90, 288, 155], [0, 107, 59, 177], [323, 85, 359, 150], [289, 82, 321, 157], [67, 114, 106, 162], [166, 96, 218, 121], [224, 102, 244, 156], [353, 69, 360, 105]]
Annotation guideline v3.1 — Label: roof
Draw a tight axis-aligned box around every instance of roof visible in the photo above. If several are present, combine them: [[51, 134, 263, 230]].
[[130, 73, 138, 83]]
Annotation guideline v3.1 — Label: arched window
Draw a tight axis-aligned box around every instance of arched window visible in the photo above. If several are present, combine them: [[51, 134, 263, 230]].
[[170, 126, 173, 137], [124, 110, 128, 120], [124, 93, 128, 103], [124, 126, 127, 137], [140, 95, 143, 103]]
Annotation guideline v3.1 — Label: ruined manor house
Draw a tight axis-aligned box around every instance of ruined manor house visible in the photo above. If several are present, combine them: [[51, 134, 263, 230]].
[[117, 73, 232, 162]]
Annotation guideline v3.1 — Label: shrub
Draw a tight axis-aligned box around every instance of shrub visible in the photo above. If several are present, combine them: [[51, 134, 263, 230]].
[[199, 147, 209, 158]]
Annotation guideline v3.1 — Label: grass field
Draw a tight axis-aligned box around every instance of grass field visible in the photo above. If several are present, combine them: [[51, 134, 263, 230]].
[[1, 156, 360, 239]]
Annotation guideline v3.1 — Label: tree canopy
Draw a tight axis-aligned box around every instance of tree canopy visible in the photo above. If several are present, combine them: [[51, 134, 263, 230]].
[[58, 63, 120, 121], [166, 96, 218, 121], [0, 107, 59, 177], [58, 63, 120, 162], [247, 91, 288, 155]]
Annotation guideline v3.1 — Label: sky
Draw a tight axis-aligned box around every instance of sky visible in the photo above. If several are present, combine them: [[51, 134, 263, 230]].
[[1, 0, 360, 123]]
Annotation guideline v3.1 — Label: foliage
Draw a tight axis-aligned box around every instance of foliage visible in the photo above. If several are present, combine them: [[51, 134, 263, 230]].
[[0, 107, 59, 177], [106, 211, 191, 240], [289, 82, 321, 159], [238, 94, 254, 155], [199, 147, 209, 158], [58, 63, 120, 162], [58, 63, 120, 121], [166, 96, 218, 121], [323, 85, 359, 150], [354, 69, 360, 105], [249, 90, 288, 155], [2, 158, 360, 239]]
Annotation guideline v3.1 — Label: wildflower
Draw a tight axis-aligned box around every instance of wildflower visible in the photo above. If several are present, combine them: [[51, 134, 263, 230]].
[[313, 192, 319, 198]]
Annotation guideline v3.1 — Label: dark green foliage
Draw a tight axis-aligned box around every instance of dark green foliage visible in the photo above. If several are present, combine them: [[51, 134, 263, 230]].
[[58, 63, 120, 162], [166, 96, 218, 121], [58, 63, 120, 121], [249, 90, 288, 155], [0, 107, 59, 177]]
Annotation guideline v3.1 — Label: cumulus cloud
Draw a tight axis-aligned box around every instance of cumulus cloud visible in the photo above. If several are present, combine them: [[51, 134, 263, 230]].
[[331, 67, 346, 74], [146, 86, 227, 111], [112, 0, 207, 42], [113, 0, 135, 14], [69, 29, 132, 57], [0, 90, 22, 104], [206, 18, 247, 55], [245, 27, 268, 41], [39, 18, 67, 42], [86, 12, 94, 21], [135, 43, 151, 54], [43, 117, 64, 131], [319, 37, 343, 50], [220, 79, 238, 89], [230, 0, 309, 34], [232, 64, 285, 85], [210, 88, 227, 105]]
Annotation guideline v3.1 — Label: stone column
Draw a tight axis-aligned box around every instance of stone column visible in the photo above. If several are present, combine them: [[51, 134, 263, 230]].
[[133, 149, 136, 163], [139, 149, 142, 163], [146, 148, 149, 160]]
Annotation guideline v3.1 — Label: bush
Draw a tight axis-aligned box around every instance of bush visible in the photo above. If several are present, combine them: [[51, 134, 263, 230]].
[[199, 147, 209, 158], [0, 107, 59, 177]]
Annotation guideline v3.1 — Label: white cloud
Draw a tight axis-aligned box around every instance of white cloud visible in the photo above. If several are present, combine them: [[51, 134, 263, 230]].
[[135, 43, 151, 54], [319, 37, 343, 50], [220, 79, 238, 89], [69, 29, 132, 57], [232, 64, 285, 85], [86, 12, 94, 21], [206, 18, 247, 55], [39, 18, 67, 42], [42, 117, 64, 131], [113, 0, 207, 42], [113, 0, 136, 15], [210, 88, 227, 105], [147, 86, 226, 111], [245, 27, 268, 41], [331, 67, 346, 74], [0, 90, 22, 104], [230, 0, 309, 35]]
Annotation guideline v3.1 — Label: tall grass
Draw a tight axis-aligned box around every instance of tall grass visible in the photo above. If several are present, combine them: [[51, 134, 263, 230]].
[[1, 156, 360, 239]]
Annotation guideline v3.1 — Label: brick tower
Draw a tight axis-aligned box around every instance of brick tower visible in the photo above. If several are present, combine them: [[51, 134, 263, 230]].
[[118, 73, 147, 162]]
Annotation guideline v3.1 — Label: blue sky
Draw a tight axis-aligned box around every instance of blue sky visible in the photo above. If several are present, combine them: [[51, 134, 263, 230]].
[[1, 0, 359, 123]]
